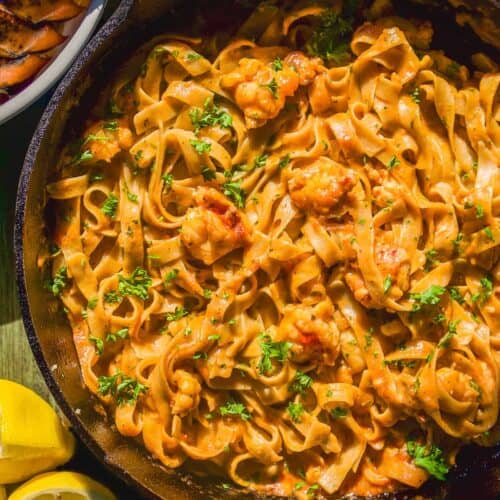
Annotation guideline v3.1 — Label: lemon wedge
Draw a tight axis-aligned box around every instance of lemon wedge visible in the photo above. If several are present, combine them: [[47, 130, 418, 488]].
[[8, 472, 117, 500], [0, 379, 75, 484]]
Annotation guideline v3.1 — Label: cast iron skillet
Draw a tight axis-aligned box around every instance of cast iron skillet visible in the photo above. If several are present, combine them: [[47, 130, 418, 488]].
[[14, 0, 500, 498]]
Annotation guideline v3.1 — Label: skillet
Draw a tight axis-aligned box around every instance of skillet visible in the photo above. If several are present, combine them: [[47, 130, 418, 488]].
[[14, 0, 500, 498]]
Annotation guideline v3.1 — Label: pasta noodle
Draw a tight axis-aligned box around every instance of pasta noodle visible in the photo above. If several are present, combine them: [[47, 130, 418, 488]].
[[44, 1, 499, 497]]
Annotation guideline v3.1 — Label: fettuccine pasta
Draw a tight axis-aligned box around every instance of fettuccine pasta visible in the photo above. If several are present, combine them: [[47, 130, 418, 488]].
[[44, 1, 499, 497]]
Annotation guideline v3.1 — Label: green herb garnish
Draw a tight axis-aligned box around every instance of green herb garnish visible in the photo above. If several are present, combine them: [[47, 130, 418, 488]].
[[305, 8, 354, 64], [219, 400, 251, 421], [272, 57, 283, 71], [166, 306, 189, 322], [50, 267, 68, 296], [89, 336, 104, 355], [223, 180, 246, 208], [387, 155, 400, 170], [201, 165, 216, 181], [383, 275, 393, 294], [190, 139, 212, 154], [438, 319, 460, 348], [118, 267, 152, 300], [97, 371, 147, 406], [257, 333, 292, 375], [331, 406, 348, 418], [410, 285, 446, 312], [101, 193, 118, 218], [189, 99, 232, 133], [289, 371, 313, 394], [261, 78, 279, 99], [164, 269, 179, 287], [287, 401, 305, 423], [106, 328, 129, 342]]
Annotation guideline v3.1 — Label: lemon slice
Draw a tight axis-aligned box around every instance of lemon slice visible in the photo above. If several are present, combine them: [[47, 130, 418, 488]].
[[8, 472, 117, 500], [0, 380, 75, 484]]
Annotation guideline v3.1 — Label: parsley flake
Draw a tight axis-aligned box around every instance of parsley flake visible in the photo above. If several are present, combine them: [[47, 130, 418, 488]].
[[118, 267, 152, 300], [406, 441, 449, 480], [219, 400, 251, 421], [97, 371, 147, 406], [258, 333, 292, 375], [287, 401, 305, 423]]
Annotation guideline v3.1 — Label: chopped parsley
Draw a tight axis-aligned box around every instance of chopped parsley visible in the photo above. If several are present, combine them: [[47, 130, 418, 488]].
[[219, 400, 251, 421], [50, 267, 68, 296], [261, 78, 279, 99], [185, 51, 202, 61], [484, 227, 494, 241], [163, 269, 178, 288], [410, 285, 446, 312], [387, 155, 400, 170], [87, 297, 98, 310], [306, 484, 320, 497], [107, 98, 124, 116], [193, 351, 208, 360], [438, 319, 460, 348], [104, 291, 121, 304], [452, 232, 463, 254], [103, 120, 118, 130], [448, 286, 465, 305], [89, 336, 104, 355], [271, 57, 283, 71], [101, 193, 118, 218], [383, 359, 417, 369], [208, 334, 220, 342], [166, 306, 189, 322], [433, 313, 446, 325], [331, 406, 348, 418], [475, 204, 485, 219], [253, 154, 268, 169], [203, 288, 212, 299], [90, 172, 104, 182], [257, 333, 292, 375], [445, 61, 460, 80], [73, 149, 93, 165], [278, 154, 291, 169], [294, 481, 305, 491], [289, 371, 313, 394], [190, 139, 212, 155], [201, 165, 216, 181], [97, 371, 147, 406], [124, 183, 138, 203], [189, 99, 232, 133], [118, 267, 152, 300], [162, 173, 173, 189], [223, 180, 246, 208], [471, 276, 493, 305], [424, 249, 438, 272], [383, 275, 393, 294], [287, 401, 305, 423], [305, 7, 354, 64], [406, 441, 449, 481], [469, 379, 481, 397], [410, 87, 421, 104], [106, 328, 129, 342]]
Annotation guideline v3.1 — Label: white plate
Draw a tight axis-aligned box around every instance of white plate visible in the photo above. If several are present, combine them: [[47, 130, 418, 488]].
[[0, 0, 107, 126]]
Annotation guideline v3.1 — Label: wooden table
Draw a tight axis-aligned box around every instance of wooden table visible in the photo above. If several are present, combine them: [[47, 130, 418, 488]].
[[0, 5, 129, 496]]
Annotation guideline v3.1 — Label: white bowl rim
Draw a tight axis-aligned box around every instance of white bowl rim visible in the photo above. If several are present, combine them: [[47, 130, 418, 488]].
[[0, 0, 107, 127]]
